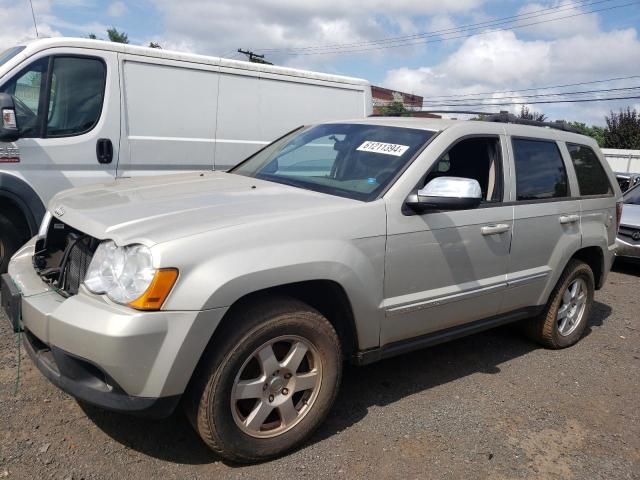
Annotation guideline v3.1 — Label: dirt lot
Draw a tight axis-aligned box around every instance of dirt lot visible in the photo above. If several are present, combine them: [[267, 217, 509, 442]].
[[1, 262, 639, 480]]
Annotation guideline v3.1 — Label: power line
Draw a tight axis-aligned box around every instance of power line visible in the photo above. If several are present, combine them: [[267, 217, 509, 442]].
[[421, 95, 640, 108], [276, 2, 638, 55], [413, 75, 640, 100], [262, 0, 612, 53], [401, 85, 640, 105]]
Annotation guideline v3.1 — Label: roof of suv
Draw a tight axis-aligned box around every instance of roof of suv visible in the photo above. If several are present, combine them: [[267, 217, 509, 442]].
[[333, 117, 599, 146]]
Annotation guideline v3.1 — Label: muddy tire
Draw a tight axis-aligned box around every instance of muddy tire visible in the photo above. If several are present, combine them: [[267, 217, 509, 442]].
[[184, 296, 342, 463], [525, 259, 595, 349]]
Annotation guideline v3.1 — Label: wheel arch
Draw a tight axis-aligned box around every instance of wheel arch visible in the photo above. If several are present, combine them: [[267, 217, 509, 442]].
[[571, 245, 605, 290], [0, 173, 46, 236], [213, 280, 359, 360]]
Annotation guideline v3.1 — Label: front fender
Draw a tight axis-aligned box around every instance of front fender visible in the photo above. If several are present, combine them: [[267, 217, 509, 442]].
[[160, 236, 386, 350]]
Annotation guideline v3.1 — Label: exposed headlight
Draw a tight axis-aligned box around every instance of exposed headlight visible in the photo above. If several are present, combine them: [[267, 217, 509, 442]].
[[84, 241, 177, 309]]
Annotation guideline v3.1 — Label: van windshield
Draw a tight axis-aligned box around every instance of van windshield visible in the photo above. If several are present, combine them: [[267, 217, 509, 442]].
[[230, 123, 434, 201], [0, 46, 25, 67]]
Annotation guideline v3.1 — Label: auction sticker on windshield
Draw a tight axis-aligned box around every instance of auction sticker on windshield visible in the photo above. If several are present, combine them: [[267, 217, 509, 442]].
[[357, 141, 410, 157]]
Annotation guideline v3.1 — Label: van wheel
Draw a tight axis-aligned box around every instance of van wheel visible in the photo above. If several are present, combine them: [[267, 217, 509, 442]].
[[185, 297, 342, 463], [525, 259, 595, 349], [0, 214, 22, 274]]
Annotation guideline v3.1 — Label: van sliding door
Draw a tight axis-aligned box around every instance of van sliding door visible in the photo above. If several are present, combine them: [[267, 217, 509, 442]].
[[118, 56, 219, 176]]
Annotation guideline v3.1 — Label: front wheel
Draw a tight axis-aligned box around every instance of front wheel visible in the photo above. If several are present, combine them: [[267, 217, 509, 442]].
[[525, 259, 595, 349], [185, 297, 342, 463]]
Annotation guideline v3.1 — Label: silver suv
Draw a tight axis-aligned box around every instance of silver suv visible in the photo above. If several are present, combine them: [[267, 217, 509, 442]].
[[1, 118, 622, 462]]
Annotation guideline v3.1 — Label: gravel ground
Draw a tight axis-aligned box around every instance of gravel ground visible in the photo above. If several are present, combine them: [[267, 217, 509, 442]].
[[1, 262, 639, 480]]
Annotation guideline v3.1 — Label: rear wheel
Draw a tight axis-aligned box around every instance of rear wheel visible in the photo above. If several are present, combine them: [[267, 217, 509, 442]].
[[0, 214, 23, 274], [525, 259, 595, 349], [185, 297, 342, 463]]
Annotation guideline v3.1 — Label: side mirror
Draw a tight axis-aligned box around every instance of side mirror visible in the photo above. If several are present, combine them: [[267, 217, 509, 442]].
[[406, 176, 482, 212], [0, 93, 20, 143]]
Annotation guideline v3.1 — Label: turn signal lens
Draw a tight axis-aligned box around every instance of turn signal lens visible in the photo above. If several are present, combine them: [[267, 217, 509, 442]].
[[128, 268, 178, 311]]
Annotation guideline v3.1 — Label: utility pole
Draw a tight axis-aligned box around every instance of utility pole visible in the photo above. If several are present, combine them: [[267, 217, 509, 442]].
[[237, 49, 273, 65]]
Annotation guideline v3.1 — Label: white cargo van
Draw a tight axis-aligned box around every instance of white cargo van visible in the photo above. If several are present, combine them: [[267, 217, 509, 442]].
[[0, 38, 372, 271]]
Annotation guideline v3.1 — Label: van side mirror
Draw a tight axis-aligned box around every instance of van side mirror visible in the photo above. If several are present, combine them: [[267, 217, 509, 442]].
[[0, 93, 20, 143], [406, 176, 482, 212]]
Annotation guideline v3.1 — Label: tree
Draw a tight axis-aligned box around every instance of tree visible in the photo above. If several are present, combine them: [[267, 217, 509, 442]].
[[87, 33, 97, 39], [604, 108, 640, 149], [378, 101, 412, 117], [567, 122, 605, 147], [518, 105, 547, 122], [148, 42, 162, 49], [107, 28, 129, 44]]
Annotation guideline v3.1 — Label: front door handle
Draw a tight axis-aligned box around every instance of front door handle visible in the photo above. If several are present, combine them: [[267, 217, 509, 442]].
[[481, 224, 510, 235], [96, 138, 113, 164], [559, 214, 580, 225]]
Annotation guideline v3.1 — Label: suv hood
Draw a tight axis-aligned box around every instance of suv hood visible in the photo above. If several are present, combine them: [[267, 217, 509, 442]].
[[49, 171, 356, 245]]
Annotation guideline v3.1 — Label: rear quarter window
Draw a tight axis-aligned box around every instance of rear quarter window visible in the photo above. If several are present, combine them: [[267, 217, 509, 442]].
[[566, 143, 613, 196]]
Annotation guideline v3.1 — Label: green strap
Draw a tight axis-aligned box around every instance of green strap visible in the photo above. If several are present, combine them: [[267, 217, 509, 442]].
[[14, 329, 21, 396]]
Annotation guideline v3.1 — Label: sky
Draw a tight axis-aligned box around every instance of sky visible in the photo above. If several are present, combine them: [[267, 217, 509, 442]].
[[1, 0, 640, 126]]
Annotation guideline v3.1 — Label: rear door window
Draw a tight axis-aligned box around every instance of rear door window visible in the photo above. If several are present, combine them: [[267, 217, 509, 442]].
[[567, 143, 612, 196], [513, 139, 568, 201]]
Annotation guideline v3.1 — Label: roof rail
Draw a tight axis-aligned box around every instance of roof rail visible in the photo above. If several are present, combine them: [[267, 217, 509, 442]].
[[483, 111, 581, 133]]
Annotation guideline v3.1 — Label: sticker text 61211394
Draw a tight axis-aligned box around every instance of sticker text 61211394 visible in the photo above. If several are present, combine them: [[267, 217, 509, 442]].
[[356, 141, 410, 157]]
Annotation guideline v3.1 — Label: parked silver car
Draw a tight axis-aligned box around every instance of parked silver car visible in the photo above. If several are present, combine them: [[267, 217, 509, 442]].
[[1, 118, 622, 462], [616, 183, 640, 259]]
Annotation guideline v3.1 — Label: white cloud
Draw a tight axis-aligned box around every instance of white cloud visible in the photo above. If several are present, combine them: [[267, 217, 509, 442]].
[[0, 0, 60, 51], [384, 28, 640, 125], [517, 0, 599, 38], [149, 0, 487, 59], [107, 1, 127, 18]]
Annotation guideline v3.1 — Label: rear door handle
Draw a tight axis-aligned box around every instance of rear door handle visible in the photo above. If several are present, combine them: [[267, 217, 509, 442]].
[[96, 138, 113, 164], [481, 224, 510, 235], [559, 214, 580, 225]]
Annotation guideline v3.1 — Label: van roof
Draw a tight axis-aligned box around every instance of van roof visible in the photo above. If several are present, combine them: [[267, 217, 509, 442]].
[[17, 37, 370, 87]]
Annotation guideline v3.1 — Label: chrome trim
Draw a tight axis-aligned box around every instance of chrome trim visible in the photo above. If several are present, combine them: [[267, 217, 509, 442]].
[[386, 282, 507, 316], [506, 271, 550, 287]]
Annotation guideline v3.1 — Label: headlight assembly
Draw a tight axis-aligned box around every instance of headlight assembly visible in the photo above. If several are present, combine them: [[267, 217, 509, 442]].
[[84, 241, 177, 310]]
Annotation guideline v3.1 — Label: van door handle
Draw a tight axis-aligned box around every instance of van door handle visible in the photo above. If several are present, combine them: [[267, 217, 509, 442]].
[[96, 138, 113, 164], [559, 214, 580, 225], [481, 224, 510, 235]]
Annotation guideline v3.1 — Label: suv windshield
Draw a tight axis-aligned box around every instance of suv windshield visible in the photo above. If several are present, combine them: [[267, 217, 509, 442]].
[[231, 123, 434, 201], [624, 183, 640, 205], [0, 46, 25, 67]]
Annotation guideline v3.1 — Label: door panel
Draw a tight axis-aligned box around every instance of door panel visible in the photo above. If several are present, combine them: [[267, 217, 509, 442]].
[[502, 137, 581, 312], [382, 133, 512, 346], [501, 200, 581, 313], [383, 206, 512, 344]]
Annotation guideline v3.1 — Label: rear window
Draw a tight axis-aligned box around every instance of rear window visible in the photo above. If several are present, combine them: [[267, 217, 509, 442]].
[[567, 143, 612, 196], [513, 139, 568, 201]]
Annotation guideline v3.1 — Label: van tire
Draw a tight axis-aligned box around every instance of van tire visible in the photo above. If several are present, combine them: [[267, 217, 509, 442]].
[[184, 296, 342, 463], [0, 214, 22, 274], [525, 259, 595, 349]]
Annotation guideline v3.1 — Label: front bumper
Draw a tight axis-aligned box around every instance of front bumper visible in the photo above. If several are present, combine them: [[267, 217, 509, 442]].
[[615, 236, 640, 258], [4, 239, 228, 416]]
